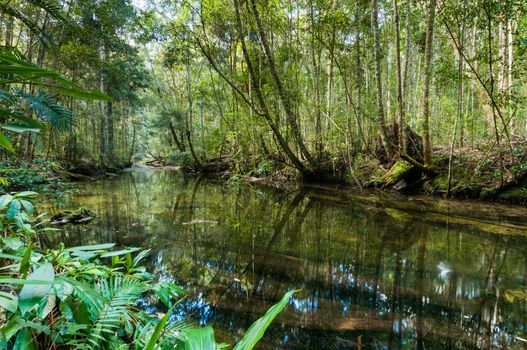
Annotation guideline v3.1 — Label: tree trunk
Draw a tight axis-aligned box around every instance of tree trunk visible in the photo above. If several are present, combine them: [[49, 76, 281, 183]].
[[232, 0, 309, 176], [98, 42, 107, 168], [371, 0, 392, 160], [185, 61, 201, 167], [422, 0, 437, 168], [393, 0, 406, 155]]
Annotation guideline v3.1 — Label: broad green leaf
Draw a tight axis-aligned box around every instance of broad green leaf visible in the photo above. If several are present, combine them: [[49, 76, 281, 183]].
[[0, 278, 54, 285], [0, 253, 23, 261], [101, 248, 140, 258], [0, 194, 13, 209], [6, 200, 21, 219], [0, 124, 40, 134], [233, 290, 297, 350], [2, 237, 23, 250], [13, 328, 36, 350], [19, 263, 54, 315], [0, 315, 22, 343], [142, 303, 178, 350], [0, 291, 18, 313], [184, 326, 216, 350], [66, 243, 116, 252], [15, 191, 38, 198], [19, 200, 34, 213], [38, 295, 56, 320], [0, 132, 14, 153]]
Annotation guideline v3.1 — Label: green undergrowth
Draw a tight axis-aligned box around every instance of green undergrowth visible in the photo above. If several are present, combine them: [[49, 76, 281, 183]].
[[0, 159, 73, 195], [0, 191, 295, 349]]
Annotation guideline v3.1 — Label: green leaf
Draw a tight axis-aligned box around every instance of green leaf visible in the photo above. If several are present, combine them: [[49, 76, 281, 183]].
[[66, 243, 116, 252], [20, 242, 33, 278], [0, 124, 40, 134], [233, 290, 297, 350], [6, 200, 21, 219], [142, 303, 178, 350], [19, 200, 34, 213], [15, 191, 38, 198], [2, 237, 23, 250], [184, 326, 216, 350], [13, 328, 36, 350], [0, 253, 23, 261], [100, 248, 140, 258], [0, 132, 14, 153], [0, 291, 18, 313], [0, 194, 13, 209], [19, 263, 54, 316]]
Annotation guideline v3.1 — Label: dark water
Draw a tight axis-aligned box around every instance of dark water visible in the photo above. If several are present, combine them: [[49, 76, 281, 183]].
[[51, 168, 527, 349]]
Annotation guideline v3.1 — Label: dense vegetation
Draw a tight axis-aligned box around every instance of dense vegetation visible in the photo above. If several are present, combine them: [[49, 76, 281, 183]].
[[0, 191, 295, 348], [1, 0, 526, 347], [0, 0, 526, 197]]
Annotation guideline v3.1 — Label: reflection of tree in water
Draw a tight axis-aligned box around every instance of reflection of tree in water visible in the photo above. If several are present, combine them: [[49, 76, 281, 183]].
[[50, 170, 527, 349]]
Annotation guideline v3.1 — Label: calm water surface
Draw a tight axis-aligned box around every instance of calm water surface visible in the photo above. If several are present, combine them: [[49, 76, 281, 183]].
[[51, 168, 527, 349]]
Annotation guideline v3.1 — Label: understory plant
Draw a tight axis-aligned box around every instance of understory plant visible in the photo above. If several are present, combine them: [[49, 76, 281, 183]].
[[0, 193, 295, 349]]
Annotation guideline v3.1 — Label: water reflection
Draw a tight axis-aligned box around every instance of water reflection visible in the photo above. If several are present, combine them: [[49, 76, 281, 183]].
[[51, 169, 527, 349]]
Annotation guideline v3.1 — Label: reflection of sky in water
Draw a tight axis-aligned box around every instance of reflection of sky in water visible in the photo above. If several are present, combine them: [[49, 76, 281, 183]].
[[53, 170, 527, 349]]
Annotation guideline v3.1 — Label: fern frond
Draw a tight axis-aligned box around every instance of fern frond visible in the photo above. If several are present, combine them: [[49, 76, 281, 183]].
[[85, 276, 147, 349]]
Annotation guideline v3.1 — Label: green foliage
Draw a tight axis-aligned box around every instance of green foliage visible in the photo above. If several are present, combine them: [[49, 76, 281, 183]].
[[183, 290, 297, 350], [0, 193, 295, 349], [255, 159, 276, 177], [0, 46, 110, 153], [166, 150, 194, 168], [0, 159, 69, 193]]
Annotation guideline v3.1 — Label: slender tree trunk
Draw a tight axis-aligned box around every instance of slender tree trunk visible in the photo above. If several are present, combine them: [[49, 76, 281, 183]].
[[185, 61, 201, 167], [507, 19, 514, 133], [98, 42, 107, 168], [107, 100, 114, 167], [371, 0, 393, 160], [310, 0, 322, 159], [393, 0, 405, 155], [422, 0, 437, 168]]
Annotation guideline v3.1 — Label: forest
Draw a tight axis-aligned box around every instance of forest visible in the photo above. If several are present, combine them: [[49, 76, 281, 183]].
[[0, 0, 525, 197], [1, 0, 527, 349]]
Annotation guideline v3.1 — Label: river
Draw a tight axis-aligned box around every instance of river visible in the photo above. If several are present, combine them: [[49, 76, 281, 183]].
[[50, 168, 527, 349]]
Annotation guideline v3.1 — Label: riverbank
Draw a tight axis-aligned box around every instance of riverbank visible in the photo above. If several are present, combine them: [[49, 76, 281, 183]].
[[163, 141, 527, 205]]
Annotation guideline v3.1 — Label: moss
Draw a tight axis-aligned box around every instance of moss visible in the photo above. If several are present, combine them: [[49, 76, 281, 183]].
[[384, 208, 412, 224], [498, 186, 527, 203], [422, 174, 449, 194], [380, 160, 414, 187]]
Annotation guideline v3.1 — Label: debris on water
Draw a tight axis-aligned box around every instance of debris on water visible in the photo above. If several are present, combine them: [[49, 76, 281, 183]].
[[182, 219, 217, 226], [51, 207, 96, 225]]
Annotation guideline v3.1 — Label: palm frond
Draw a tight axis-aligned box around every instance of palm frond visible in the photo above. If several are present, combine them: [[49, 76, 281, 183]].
[[18, 91, 74, 129], [25, 0, 70, 24], [1, 5, 52, 47]]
